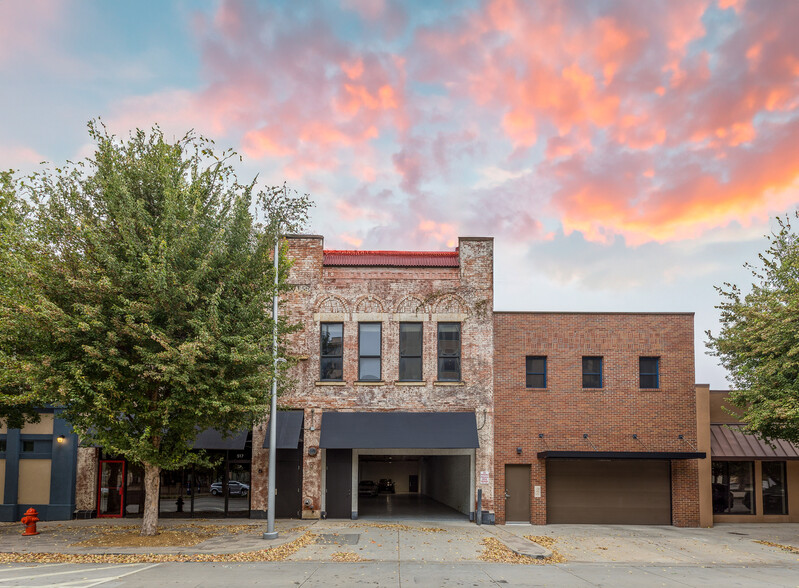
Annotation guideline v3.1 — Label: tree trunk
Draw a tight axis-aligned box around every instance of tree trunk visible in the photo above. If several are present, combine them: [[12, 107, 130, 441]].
[[141, 461, 161, 536]]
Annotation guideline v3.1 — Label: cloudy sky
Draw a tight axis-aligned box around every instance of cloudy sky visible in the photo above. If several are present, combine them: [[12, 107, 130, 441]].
[[2, 0, 798, 388]]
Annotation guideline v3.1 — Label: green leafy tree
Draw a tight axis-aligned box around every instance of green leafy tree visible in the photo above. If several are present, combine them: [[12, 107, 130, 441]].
[[707, 211, 799, 445], [0, 122, 311, 534]]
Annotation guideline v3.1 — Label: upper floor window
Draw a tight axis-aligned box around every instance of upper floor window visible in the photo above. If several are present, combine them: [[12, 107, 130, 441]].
[[526, 356, 547, 388], [582, 356, 603, 388], [437, 323, 461, 381], [639, 357, 659, 388], [399, 323, 423, 381], [358, 323, 382, 381], [320, 323, 343, 380]]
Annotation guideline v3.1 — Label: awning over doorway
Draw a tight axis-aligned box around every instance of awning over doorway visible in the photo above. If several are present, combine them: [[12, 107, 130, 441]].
[[192, 428, 249, 450], [711, 424, 799, 460], [537, 450, 705, 459], [319, 411, 479, 449], [263, 411, 304, 449]]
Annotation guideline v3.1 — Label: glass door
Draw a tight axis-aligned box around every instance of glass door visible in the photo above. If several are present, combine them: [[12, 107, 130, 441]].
[[98, 460, 126, 517]]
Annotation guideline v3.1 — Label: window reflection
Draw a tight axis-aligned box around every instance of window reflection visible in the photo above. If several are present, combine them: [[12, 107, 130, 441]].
[[712, 461, 754, 514]]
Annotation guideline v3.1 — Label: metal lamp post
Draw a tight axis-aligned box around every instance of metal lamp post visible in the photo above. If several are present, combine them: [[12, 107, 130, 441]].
[[263, 232, 281, 540]]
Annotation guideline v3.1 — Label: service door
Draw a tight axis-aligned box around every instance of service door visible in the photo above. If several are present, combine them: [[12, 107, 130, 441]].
[[276, 448, 302, 518], [546, 459, 671, 524], [505, 464, 531, 522], [325, 449, 352, 519]]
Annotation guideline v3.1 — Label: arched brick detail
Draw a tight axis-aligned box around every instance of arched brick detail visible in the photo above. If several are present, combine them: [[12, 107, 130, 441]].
[[434, 294, 467, 314], [316, 295, 348, 313], [396, 296, 426, 314], [354, 295, 384, 313]]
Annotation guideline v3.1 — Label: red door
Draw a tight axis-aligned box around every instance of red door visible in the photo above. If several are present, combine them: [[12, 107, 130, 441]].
[[98, 460, 126, 517]]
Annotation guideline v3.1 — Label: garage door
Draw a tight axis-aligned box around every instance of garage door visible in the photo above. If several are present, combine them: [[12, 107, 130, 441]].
[[546, 460, 671, 524]]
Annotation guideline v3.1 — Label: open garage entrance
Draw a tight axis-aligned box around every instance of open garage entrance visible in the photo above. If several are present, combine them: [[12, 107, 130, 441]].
[[357, 453, 471, 521], [319, 412, 480, 521]]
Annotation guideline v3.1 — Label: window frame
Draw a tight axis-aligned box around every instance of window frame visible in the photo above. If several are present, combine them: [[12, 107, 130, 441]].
[[398, 322, 423, 382], [711, 460, 756, 515], [582, 356, 603, 389], [320, 322, 344, 381], [358, 322, 382, 382], [525, 356, 547, 388], [437, 322, 461, 382], [639, 356, 660, 389], [762, 460, 789, 515]]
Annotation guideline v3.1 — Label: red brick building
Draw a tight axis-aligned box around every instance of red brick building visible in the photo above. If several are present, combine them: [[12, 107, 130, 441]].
[[250, 235, 496, 522], [493, 312, 703, 526]]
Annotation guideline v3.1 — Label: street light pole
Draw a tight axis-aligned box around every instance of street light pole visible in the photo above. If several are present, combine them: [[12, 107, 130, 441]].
[[263, 229, 280, 540]]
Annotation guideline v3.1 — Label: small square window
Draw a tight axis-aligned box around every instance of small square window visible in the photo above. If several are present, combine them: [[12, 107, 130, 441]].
[[526, 356, 546, 388], [0, 438, 6, 452], [22, 440, 35, 452], [640, 357, 659, 388], [582, 356, 603, 388]]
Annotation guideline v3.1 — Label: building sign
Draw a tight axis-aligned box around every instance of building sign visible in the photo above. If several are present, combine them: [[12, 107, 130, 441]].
[[480, 471, 490, 485]]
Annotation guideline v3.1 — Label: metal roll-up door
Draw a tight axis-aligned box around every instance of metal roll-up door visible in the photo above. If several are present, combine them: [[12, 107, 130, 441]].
[[546, 459, 671, 524]]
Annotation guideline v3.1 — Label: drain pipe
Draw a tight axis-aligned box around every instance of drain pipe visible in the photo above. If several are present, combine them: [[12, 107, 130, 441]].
[[476, 488, 482, 526]]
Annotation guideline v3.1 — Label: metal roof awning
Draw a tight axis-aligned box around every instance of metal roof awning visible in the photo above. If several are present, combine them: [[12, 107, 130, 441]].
[[319, 411, 479, 449], [193, 428, 249, 450], [711, 424, 799, 460], [263, 411, 304, 449], [537, 451, 706, 460]]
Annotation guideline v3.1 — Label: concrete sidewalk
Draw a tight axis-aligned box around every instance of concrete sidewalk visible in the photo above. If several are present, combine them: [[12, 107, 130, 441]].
[[2, 518, 798, 566]]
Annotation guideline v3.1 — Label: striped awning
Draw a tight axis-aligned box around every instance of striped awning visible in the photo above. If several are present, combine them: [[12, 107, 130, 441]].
[[710, 424, 799, 460]]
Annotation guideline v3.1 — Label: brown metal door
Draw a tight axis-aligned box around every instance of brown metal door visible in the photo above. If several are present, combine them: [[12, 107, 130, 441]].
[[276, 448, 302, 518], [325, 449, 352, 519], [546, 459, 671, 524], [505, 464, 531, 522]]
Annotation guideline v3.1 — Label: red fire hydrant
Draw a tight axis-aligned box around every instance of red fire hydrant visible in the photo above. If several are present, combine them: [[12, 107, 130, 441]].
[[21, 508, 40, 536]]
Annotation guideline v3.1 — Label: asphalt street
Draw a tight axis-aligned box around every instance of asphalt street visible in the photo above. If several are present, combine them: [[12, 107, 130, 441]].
[[2, 561, 799, 587]]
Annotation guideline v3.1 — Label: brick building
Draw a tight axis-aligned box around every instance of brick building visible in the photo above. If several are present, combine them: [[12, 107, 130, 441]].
[[493, 312, 703, 526], [59, 234, 708, 526], [250, 235, 496, 522]]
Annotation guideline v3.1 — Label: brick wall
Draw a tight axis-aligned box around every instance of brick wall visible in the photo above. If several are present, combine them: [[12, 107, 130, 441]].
[[252, 236, 495, 519], [493, 312, 699, 526]]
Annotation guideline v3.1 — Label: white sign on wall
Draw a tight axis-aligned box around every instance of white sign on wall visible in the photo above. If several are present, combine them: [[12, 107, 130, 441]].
[[479, 471, 490, 485]]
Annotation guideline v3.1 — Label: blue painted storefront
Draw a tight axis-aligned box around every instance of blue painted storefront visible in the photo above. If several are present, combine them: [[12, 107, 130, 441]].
[[0, 409, 78, 522]]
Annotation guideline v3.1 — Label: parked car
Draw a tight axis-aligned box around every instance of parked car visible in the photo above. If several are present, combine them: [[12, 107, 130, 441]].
[[210, 481, 250, 497], [358, 480, 379, 497], [378, 478, 395, 494]]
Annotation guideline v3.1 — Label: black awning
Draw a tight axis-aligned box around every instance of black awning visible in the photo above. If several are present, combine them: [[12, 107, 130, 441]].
[[263, 411, 304, 449], [193, 428, 249, 450], [537, 451, 706, 460], [319, 411, 479, 449]]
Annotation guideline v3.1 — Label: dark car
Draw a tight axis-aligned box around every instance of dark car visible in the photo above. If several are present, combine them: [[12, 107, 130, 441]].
[[358, 480, 378, 497], [378, 478, 395, 494], [210, 481, 249, 497]]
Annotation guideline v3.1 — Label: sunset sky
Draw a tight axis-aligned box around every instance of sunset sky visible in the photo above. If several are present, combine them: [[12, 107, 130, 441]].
[[2, 0, 798, 387]]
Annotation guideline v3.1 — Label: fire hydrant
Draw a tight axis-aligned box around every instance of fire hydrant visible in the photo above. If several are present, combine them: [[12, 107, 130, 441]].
[[21, 508, 40, 536]]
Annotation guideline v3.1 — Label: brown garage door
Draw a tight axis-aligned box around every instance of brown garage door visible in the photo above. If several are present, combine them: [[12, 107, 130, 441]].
[[546, 460, 671, 524]]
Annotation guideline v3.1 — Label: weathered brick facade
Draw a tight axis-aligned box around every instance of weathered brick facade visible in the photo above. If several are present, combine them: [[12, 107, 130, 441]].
[[493, 312, 700, 526], [251, 236, 495, 520]]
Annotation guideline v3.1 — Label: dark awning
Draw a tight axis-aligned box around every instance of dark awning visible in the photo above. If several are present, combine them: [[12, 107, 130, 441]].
[[193, 428, 249, 450], [263, 411, 304, 449], [711, 424, 799, 460], [319, 411, 479, 449], [537, 451, 706, 460]]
